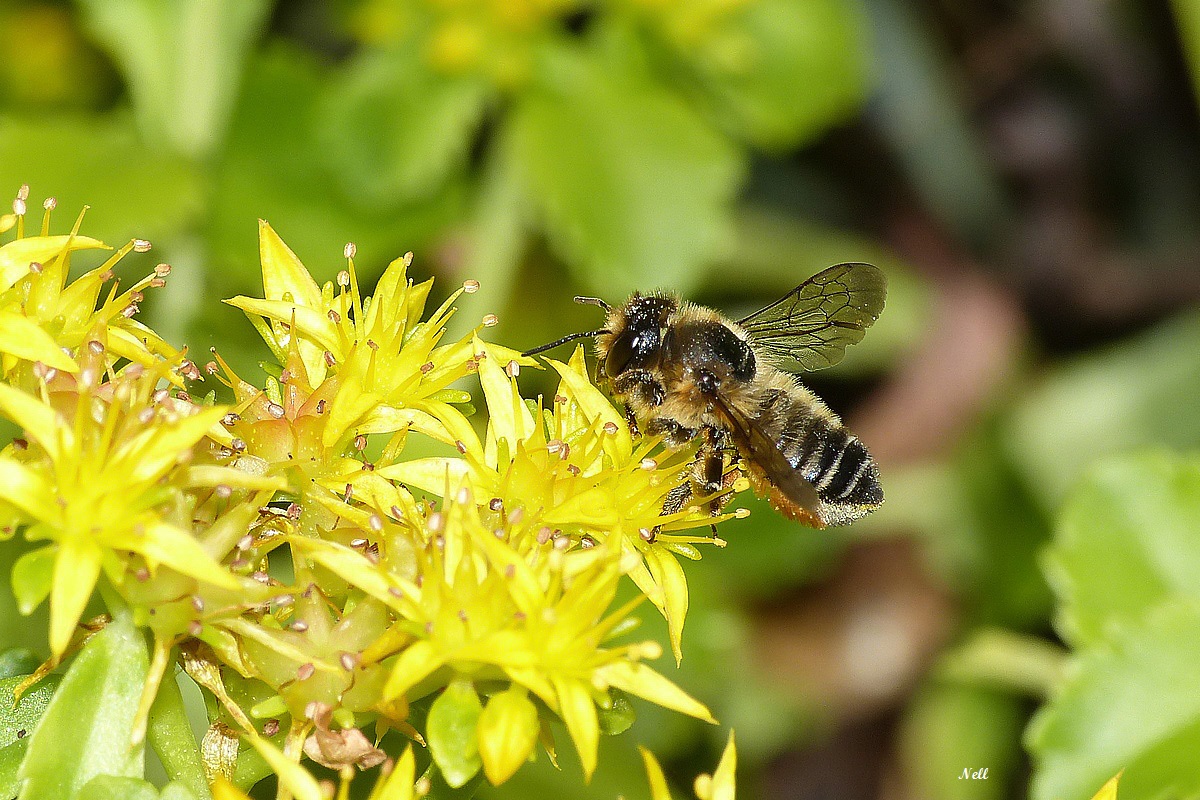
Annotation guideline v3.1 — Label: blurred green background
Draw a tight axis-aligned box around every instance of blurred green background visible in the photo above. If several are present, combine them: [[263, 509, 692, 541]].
[[5, 0, 1200, 798]]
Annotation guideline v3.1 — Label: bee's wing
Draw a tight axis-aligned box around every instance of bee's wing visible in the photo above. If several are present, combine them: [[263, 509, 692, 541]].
[[736, 263, 886, 372], [708, 393, 821, 516]]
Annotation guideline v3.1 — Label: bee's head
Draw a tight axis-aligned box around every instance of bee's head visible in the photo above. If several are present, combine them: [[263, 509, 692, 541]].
[[601, 294, 676, 378], [519, 292, 676, 376]]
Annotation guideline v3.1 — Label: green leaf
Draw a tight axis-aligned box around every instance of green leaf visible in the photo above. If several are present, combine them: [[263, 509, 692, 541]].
[[78, 777, 198, 800], [0, 650, 39, 681], [18, 614, 149, 800], [1005, 312, 1200, 513], [443, 126, 532, 344], [0, 740, 29, 800], [319, 47, 490, 207], [0, 674, 61, 748], [76, 0, 273, 158], [10, 545, 55, 616], [210, 46, 465, 293], [0, 540, 52, 661], [674, 0, 869, 149], [161, 784, 201, 800], [1027, 602, 1200, 800], [427, 680, 483, 789], [147, 672, 211, 800], [78, 776, 159, 800], [512, 41, 742, 296], [1046, 451, 1200, 647], [0, 114, 203, 246]]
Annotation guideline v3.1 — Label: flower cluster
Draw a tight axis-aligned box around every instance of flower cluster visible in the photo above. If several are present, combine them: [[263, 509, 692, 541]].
[[0, 188, 739, 799]]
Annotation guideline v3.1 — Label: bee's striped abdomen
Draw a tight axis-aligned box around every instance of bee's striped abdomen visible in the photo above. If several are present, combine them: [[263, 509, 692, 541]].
[[780, 409, 883, 525]]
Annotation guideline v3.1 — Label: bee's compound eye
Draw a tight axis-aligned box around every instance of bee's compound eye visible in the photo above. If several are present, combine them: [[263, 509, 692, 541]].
[[605, 332, 636, 377], [605, 329, 659, 376]]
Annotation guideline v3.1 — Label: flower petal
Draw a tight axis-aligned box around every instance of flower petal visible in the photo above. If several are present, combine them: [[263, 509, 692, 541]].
[[0, 457, 58, 522], [181, 465, 287, 491], [258, 221, 323, 310], [478, 687, 540, 785], [243, 729, 325, 800], [258, 221, 329, 387], [289, 537, 419, 615], [133, 522, 240, 589], [478, 338, 535, 461], [212, 776, 254, 800], [709, 730, 736, 800], [645, 548, 689, 665], [0, 234, 107, 292], [1090, 772, 1122, 800], [384, 640, 445, 700], [368, 744, 415, 800], [0, 311, 78, 372], [639, 746, 674, 800], [550, 350, 631, 464], [0, 383, 68, 461], [600, 660, 716, 724], [502, 667, 558, 712], [49, 537, 103, 656], [376, 457, 472, 497], [224, 296, 340, 355], [116, 407, 229, 484], [414, 401, 484, 458], [544, 487, 619, 529], [552, 676, 599, 781], [362, 255, 411, 336]]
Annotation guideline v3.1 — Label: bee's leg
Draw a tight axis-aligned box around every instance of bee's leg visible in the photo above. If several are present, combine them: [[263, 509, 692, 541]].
[[660, 481, 692, 517], [645, 418, 696, 448], [700, 426, 727, 519], [612, 370, 665, 406], [612, 370, 665, 437], [654, 421, 704, 536], [623, 405, 640, 437]]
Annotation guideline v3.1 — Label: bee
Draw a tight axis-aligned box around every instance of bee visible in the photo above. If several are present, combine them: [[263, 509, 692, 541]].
[[523, 263, 886, 528]]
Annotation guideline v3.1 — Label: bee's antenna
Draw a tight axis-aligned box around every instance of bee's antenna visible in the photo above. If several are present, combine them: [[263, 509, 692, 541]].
[[574, 296, 611, 313], [522, 329, 609, 357]]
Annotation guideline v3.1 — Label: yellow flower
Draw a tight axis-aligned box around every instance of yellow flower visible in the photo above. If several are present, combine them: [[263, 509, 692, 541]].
[[208, 223, 711, 787], [0, 201, 744, 796], [0, 355, 239, 656], [284, 325, 727, 783], [297, 487, 714, 784], [218, 223, 511, 507], [642, 729, 737, 800], [0, 186, 181, 382], [377, 342, 734, 662]]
